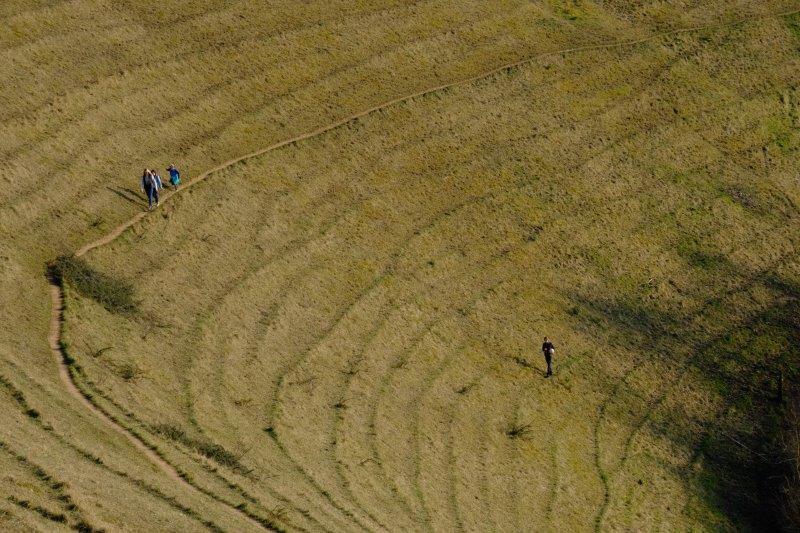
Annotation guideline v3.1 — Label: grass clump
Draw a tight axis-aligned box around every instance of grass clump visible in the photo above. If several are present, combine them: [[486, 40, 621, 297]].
[[116, 363, 140, 382], [50, 255, 136, 315], [506, 423, 533, 440], [152, 424, 246, 473], [6, 497, 68, 524], [195, 441, 242, 471], [0, 375, 41, 420]]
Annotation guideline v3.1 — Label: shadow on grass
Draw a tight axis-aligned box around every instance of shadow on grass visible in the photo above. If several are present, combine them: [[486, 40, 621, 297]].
[[566, 262, 800, 531], [49, 255, 137, 315], [106, 186, 144, 206]]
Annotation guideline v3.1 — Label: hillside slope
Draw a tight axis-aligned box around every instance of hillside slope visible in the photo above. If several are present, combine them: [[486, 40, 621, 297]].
[[2, 1, 800, 531]]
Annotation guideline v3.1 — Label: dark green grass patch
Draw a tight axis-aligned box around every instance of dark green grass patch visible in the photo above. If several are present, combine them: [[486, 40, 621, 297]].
[[50, 255, 136, 315], [786, 12, 800, 41], [676, 237, 729, 271]]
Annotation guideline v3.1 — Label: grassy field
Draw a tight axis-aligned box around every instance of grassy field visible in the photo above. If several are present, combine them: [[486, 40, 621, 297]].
[[2, 0, 800, 531]]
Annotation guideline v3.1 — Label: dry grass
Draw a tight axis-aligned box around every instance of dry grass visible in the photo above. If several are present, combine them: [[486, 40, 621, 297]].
[[2, 0, 800, 531]]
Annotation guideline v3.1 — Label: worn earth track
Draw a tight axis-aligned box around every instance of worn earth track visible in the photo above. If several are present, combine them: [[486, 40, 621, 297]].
[[45, 7, 799, 530]]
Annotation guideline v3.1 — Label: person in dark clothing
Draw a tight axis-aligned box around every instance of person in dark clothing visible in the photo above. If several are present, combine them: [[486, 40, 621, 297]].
[[542, 337, 554, 377], [140, 169, 159, 210]]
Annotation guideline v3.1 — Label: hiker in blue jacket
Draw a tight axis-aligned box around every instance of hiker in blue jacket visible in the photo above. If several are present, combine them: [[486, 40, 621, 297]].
[[140, 169, 159, 210], [167, 164, 181, 190]]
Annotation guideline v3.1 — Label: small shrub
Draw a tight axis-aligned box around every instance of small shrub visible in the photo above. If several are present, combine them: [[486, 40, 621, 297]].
[[50, 256, 136, 315], [8, 496, 30, 509], [32, 467, 50, 482], [35, 506, 66, 523], [270, 506, 288, 522], [73, 520, 97, 533], [152, 424, 247, 473], [506, 423, 533, 440], [151, 424, 189, 444], [456, 382, 476, 394], [195, 441, 241, 470], [116, 363, 140, 382], [91, 347, 112, 358]]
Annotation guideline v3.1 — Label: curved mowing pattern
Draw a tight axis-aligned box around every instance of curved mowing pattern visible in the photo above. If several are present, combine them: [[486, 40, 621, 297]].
[[39, 5, 800, 531]]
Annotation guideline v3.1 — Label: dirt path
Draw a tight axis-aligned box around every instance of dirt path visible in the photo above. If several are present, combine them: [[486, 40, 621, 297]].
[[47, 6, 799, 531], [73, 7, 800, 262], [47, 277, 279, 533], [47, 282, 184, 483]]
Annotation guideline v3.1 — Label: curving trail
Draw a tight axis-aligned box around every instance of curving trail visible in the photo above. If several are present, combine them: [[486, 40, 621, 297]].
[[45, 6, 800, 530], [48, 282, 181, 483], [47, 280, 277, 531], [74, 5, 800, 260]]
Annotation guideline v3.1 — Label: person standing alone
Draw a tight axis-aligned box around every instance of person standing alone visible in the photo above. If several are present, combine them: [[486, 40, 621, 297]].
[[542, 337, 555, 377]]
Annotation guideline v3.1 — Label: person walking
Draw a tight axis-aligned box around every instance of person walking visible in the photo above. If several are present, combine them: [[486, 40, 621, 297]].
[[167, 164, 181, 190], [542, 336, 555, 377], [141, 169, 159, 210], [152, 169, 164, 191]]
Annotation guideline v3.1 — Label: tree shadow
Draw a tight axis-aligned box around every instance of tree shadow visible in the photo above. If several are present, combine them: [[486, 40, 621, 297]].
[[565, 259, 800, 530]]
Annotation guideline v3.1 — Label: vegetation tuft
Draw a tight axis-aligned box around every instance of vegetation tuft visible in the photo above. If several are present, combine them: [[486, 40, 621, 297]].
[[8, 496, 68, 524], [151, 424, 247, 474], [50, 255, 137, 314], [0, 375, 41, 420], [506, 423, 533, 440], [116, 362, 141, 382]]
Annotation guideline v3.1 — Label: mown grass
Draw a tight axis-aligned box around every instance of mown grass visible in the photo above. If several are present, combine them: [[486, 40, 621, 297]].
[[60, 8, 800, 529], [3, 1, 800, 531]]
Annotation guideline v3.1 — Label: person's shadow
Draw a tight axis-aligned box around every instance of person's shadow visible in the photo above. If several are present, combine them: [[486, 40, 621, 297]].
[[106, 186, 144, 206]]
